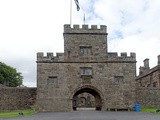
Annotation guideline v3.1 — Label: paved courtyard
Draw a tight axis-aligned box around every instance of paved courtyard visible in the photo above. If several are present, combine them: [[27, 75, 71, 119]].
[[0, 111, 160, 120]]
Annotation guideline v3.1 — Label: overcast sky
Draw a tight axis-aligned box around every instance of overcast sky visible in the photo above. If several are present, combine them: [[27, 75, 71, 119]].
[[0, 0, 160, 87]]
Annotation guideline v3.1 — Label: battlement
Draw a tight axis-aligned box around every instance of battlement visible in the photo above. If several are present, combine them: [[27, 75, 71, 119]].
[[37, 52, 64, 62], [108, 52, 136, 61], [64, 24, 107, 34], [37, 52, 136, 62]]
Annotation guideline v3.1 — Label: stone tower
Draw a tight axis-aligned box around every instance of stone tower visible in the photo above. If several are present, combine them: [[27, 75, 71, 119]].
[[36, 24, 136, 111], [63, 25, 107, 62]]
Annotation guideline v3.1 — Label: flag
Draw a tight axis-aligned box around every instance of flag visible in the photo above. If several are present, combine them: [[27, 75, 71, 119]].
[[74, 0, 80, 11]]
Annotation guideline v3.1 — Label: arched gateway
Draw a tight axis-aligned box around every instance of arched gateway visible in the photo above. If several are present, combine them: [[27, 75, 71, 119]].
[[36, 24, 136, 112], [71, 85, 104, 111]]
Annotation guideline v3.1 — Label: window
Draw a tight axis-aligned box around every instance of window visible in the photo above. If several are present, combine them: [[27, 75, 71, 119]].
[[114, 76, 124, 84], [153, 82, 157, 87], [147, 84, 151, 87], [67, 51, 71, 58], [80, 67, 92, 76], [80, 46, 92, 55], [47, 76, 58, 84]]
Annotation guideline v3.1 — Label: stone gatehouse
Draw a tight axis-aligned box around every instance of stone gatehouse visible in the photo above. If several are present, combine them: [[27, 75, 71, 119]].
[[36, 24, 136, 111]]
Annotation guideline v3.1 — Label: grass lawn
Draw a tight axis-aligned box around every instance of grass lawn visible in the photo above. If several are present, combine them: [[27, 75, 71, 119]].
[[140, 108, 158, 113], [0, 109, 37, 118]]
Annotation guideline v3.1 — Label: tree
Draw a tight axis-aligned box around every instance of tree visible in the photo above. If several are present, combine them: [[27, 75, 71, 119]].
[[0, 62, 23, 87]]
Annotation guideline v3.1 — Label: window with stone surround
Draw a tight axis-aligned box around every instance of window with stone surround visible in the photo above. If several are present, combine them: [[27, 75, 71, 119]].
[[80, 46, 92, 55], [47, 76, 58, 84], [80, 67, 92, 77], [153, 82, 158, 87], [114, 76, 124, 84]]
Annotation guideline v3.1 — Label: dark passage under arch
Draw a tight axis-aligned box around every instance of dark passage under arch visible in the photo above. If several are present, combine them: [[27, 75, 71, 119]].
[[72, 87, 102, 111]]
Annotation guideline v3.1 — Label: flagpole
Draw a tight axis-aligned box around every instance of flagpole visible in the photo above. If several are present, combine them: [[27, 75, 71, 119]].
[[70, 0, 72, 25], [83, 13, 85, 25]]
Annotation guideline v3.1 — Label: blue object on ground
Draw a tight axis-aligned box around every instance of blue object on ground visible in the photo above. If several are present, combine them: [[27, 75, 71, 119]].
[[135, 104, 140, 111]]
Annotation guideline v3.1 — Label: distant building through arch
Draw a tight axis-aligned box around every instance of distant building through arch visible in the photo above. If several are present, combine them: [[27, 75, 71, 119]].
[[71, 85, 104, 110]]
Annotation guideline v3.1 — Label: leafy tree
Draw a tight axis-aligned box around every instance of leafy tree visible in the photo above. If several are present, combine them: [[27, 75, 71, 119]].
[[0, 62, 23, 87]]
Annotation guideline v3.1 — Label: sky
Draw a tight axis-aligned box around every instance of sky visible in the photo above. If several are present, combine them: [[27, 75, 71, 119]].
[[0, 0, 160, 87]]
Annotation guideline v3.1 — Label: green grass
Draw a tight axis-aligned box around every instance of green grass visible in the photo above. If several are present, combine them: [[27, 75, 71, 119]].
[[0, 109, 37, 118], [140, 108, 158, 113]]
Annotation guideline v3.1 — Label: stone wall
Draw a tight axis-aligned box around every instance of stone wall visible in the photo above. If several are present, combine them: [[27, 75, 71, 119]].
[[0, 86, 37, 111], [36, 60, 136, 111], [137, 55, 160, 87], [36, 24, 137, 112], [136, 87, 160, 108], [136, 65, 160, 87]]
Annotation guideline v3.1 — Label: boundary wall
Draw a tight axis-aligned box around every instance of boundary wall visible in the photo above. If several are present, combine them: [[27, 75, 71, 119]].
[[136, 87, 160, 108], [0, 86, 36, 111]]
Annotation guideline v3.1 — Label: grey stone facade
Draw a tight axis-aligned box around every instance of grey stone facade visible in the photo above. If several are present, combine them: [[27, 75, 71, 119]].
[[36, 24, 136, 112], [136, 55, 160, 108], [0, 86, 36, 111], [136, 55, 160, 87], [136, 87, 160, 108]]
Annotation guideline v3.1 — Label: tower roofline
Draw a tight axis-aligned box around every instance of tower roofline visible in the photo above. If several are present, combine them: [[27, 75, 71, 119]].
[[64, 24, 107, 34]]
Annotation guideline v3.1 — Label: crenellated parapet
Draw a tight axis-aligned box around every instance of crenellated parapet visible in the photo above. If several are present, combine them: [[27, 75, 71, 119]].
[[37, 52, 64, 62], [64, 24, 107, 34], [107, 52, 136, 62], [37, 52, 136, 63]]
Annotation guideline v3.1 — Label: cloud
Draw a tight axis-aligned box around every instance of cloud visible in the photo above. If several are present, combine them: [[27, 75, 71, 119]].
[[91, 0, 160, 68], [0, 0, 68, 87], [0, 0, 160, 86]]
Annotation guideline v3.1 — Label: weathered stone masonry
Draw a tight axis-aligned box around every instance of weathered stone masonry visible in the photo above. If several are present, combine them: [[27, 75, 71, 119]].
[[137, 55, 160, 87], [0, 85, 36, 111], [136, 87, 160, 108], [0, 25, 159, 111], [36, 24, 136, 112], [136, 55, 160, 107]]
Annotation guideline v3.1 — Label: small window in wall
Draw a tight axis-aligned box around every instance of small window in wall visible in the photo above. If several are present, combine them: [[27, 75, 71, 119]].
[[67, 51, 71, 58], [80, 67, 92, 77], [47, 76, 58, 84], [153, 82, 157, 87], [80, 46, 92, 55], [147, 84, 151, 87], [114, 76, 124, 84]]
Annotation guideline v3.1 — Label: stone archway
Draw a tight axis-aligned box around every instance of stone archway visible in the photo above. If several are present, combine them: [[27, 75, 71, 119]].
[[71, 85, 104, 111]]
